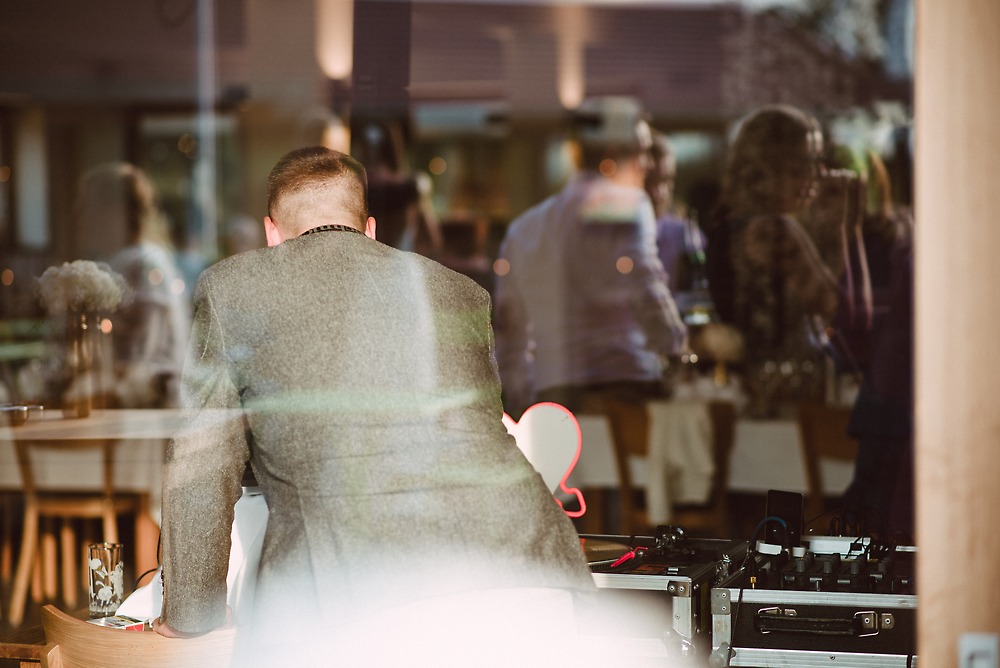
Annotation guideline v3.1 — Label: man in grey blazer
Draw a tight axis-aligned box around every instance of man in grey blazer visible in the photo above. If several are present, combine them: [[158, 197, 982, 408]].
[[154, 147, 594, 662]]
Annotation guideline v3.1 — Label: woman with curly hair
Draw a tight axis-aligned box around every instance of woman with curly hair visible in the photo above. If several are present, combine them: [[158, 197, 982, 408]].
[[705, 105, 864, 418]]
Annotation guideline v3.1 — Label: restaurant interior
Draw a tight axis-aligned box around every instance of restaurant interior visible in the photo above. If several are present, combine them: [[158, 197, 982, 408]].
[[1, 0, 998, 666]]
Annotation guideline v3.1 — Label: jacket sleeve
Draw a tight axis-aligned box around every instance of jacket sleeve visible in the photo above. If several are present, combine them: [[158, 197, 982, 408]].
[[160, 273, 249, 635], [630, 198, 689, 358], [492, 238, 534, 418]]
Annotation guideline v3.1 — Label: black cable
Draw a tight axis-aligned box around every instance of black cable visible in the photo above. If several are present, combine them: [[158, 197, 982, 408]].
[[723, 516, 788, 667], [133, 531, 162, 590], [801, 505, 841, 534], [749, 515, 787, 545], [725, 542, 759, 667], [134, 565, 159, 589], [848, 535, 868, 557]]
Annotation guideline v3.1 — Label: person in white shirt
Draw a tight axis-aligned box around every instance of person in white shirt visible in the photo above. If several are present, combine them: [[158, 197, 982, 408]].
[[494, 98, 688, 532]]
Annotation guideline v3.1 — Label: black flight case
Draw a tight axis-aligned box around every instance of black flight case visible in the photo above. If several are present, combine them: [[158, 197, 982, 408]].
[[709, 537, 917, 667], [580, 526, 748, 664]]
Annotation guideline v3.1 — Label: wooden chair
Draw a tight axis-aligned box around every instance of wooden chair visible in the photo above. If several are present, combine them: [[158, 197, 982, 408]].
[[1, 490, 17, 584], [8, 439, 145, 627], [600, 398, 650, 536], [605, 399, 737, 537], [40, 605, 236, 668], [796, 401, 860, 524]]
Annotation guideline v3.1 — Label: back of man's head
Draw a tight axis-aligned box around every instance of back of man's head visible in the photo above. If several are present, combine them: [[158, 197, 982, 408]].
[[267, 146, 369, 237], [572, 97, 652, 171]]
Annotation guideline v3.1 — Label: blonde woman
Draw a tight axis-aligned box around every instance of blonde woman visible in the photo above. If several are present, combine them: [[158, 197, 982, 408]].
[[75, 162, 190, 407]]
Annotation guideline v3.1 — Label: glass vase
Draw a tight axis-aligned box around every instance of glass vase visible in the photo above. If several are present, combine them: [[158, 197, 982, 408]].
[[63, 311, 94, 418]]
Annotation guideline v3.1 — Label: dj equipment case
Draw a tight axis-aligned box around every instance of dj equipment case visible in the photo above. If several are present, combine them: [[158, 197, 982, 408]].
[[708, 540, 917, 667], [581, 528, 748, 661]]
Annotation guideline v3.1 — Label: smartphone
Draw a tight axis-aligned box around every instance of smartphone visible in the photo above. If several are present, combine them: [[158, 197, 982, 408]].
[[765, 489, 804, 547]]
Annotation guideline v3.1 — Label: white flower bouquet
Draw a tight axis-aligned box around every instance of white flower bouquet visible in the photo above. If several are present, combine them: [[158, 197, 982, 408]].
[[36, 260, 128, 315], [36, 260, 128, 416]]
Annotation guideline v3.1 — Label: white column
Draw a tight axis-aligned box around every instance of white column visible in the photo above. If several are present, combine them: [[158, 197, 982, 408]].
[[13, 108, 48, 250], [195, 0, 219, 261]]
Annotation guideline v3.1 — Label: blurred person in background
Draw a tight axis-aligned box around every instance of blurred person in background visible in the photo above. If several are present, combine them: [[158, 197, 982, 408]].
[[837, 142, 914, 539], [223, 213, 266, 257], [645, 131, 714, 326], [438, 215, 496, 295], [705, 104, 867, 419], [494, 97, 687, 532], [75, 162, 190, 407], [354, 119, 442, 258]]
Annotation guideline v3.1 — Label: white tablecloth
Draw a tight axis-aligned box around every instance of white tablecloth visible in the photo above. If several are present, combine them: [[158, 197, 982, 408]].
[[566, 397, 856, 524], [728, 419, 855, 495], [568, 400, 715, 525]]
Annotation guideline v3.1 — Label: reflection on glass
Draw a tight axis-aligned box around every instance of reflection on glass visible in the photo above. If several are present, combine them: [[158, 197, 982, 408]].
[[0, 0, 914, 543]]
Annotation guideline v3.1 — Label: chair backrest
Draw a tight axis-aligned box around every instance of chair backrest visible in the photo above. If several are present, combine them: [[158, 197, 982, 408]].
[[15, 439, 117, 501], [40, 605, 236, 668], [671, 400, 738, 535], [796, 401, 859, 521], [502, 402, 586, 518]]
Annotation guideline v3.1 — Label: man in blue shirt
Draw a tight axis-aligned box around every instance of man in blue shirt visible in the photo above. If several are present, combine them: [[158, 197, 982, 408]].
[[494, 98, 687, 530]]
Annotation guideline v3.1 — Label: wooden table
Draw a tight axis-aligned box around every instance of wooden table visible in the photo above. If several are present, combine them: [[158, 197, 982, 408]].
[[0, 409, 189, 443], [1, 409, 190, 579]]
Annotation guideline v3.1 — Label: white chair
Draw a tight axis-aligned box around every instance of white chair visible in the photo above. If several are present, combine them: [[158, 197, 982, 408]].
[[503, 402, 586, 518]]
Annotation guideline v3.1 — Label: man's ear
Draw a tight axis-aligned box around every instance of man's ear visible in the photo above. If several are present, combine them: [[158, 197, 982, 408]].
[[364, 216, 377, 240], [264, 217, 284, 247]]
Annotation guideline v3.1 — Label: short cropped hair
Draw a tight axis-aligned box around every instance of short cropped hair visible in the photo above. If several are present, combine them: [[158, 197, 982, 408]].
[[572, 97, 652, 171], [266, 147, 369, 236]]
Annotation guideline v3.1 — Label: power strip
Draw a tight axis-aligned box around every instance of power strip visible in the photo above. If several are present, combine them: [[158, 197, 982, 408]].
[[805, 535, 871, 555]]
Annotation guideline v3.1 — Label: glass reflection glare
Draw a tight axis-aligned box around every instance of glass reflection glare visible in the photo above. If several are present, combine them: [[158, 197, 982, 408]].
[[429, 157, 447, 175], [493, 258, 510, 277]]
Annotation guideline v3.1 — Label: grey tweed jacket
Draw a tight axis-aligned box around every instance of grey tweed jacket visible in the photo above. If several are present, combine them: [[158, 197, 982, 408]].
[[159, 229, 594, 635]]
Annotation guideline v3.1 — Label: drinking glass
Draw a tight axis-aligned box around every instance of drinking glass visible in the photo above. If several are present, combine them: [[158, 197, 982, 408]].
[[87, 542, 125, 618]]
